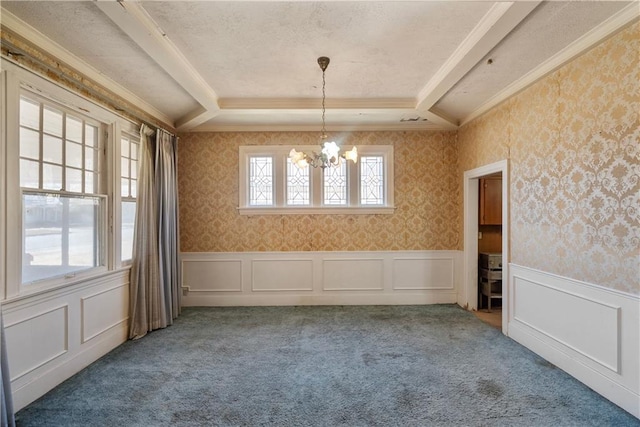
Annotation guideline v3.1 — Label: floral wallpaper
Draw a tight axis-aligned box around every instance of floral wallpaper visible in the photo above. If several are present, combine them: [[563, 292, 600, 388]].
[[458, 22, 639, 295], [178, 131, 460, 252], [178, 22, 638, 294]]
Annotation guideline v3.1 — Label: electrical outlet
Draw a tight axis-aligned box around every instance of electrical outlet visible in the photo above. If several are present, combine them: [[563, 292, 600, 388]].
[[478, 231, 483, 239]]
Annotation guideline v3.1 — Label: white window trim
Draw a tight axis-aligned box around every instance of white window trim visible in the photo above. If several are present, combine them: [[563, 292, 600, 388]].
[[2, 59, 139, 299], [118, 129, 140, 266], [239, 145, 395, 215]]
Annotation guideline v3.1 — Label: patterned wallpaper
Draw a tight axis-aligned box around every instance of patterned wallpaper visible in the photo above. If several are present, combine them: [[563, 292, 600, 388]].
[[178, 23, 638, 294], [459, 22, 639, 295], [178, 131, 460, 252]]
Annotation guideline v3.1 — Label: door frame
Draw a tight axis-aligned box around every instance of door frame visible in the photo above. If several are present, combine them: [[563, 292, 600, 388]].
[[461, 159, 509, 334]]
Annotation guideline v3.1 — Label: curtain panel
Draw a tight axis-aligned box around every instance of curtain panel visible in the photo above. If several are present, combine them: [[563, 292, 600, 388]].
[[129, 125, 181, 339]]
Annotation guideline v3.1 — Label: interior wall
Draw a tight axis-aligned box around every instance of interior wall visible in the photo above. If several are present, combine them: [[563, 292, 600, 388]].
[[177, 131, 460, 252], [459, 22, 639, 295]]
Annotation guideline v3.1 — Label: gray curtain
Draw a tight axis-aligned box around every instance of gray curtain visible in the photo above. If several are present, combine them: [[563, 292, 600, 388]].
[[156, 129, 181, 322], [1, 307, 16, 427], [129, 125, 181, 339]]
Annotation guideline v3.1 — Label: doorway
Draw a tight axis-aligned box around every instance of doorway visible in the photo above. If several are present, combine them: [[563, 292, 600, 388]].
[[461, 160, 509, 334]]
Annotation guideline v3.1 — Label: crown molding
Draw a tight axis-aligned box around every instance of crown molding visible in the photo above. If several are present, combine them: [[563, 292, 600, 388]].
[[460, 2, 640, 127], [95, 1, 220, 128], [189, 122, 447, 133], [0, 7, 174, 127], [416, 1, 540, 114]]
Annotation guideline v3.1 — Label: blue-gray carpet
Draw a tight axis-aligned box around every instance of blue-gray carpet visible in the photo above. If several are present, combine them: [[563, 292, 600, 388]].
[[16, 305, 639, 426]]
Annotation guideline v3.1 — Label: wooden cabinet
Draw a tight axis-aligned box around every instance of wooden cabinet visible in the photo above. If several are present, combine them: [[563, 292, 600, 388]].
[[479, 177, 502, 225]]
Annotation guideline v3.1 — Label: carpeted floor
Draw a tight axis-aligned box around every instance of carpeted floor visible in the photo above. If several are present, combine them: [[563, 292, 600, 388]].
[[15, 305, 639, 426]]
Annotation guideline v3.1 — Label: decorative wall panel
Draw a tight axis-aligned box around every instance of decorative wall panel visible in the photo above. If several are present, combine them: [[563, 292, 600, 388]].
[[459, 23, 639, 295], [183, 259, 243, 292], [180, 250, 462, 307], [322, 258, 384, 291], [513, 274, 620, 373], [4, 305, 68, 381], [178, 131, 460, 253], [393, 257, 455, 290], [252, 259, 314, 291], [81, 284, 129, 343], [508, 264, 639, 417]]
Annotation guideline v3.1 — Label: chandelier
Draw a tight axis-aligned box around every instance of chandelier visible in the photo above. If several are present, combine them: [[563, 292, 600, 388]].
[[289, 57, 358, 169]]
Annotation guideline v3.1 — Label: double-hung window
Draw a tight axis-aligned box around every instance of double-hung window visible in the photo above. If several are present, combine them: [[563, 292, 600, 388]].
[[19, 93, 107, 285], [120, 133, 139, 262], [239, 145, 394, 214]]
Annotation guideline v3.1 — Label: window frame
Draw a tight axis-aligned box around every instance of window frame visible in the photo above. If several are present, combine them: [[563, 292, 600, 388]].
[[119, 131, 140, 265], [239, 145, 394, 215], [18, 90, 109, 287], [2, 61, 140, 298]]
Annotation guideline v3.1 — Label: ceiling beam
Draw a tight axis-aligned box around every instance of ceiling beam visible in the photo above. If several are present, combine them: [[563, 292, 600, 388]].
[[460, 2, 640, 126], [0, 8, 174, 127], [416, 1, 541, 123], [95, 0, 220, 130]]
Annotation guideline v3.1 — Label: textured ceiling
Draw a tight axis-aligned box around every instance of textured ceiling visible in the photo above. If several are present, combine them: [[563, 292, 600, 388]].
[[435, 1, 634, 119], [1, 1, 636, 131], [142, 1, 492, 98]]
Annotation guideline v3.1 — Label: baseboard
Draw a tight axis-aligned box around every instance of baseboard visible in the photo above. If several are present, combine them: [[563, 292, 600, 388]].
[[507, 264, 639, 418], [182, 291, 458, 307], [509, 322, 639, 418], [11, 321, 127, 411], [181, 250, 463, 307]]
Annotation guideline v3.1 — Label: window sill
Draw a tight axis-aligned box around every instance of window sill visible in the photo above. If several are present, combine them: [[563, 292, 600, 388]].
[[238, 206, 396, 215], [3, 267, 131, 305]]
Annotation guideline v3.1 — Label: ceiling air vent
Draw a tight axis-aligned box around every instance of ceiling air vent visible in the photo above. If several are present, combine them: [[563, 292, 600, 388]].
[[400, 117, 428, 122]]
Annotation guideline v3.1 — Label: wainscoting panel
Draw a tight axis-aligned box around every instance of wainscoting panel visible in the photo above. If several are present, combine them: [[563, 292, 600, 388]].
[[181, 251, 461, 306], [4, 305, 68, 381], [507, 264, 639, 418], [2, 269, 130, 411], [322, 259, 383, 291], [252, 259, 314, 291], [513, 275, 620, 372], [393, 257, 455, 290], [81, 284, 129, 343], [183, 259, 242, 292]]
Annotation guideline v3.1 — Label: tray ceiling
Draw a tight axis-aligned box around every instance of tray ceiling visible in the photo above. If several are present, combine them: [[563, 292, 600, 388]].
[[1, 1, 636, 132]]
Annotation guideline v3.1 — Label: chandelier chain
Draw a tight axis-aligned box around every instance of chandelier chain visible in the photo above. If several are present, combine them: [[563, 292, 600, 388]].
[[288, 57, 357, 169], [321, 68, 326, 137]]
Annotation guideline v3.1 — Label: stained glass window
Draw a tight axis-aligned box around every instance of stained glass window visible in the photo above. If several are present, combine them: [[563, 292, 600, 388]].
[[287, 159, 310, 205], [360, 156, 384, 205], [239, 145, 393, 214], [323, 161, 347, 205], [249, 156, 273, 206]]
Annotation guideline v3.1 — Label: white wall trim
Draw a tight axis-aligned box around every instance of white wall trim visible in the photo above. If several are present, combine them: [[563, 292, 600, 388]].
[[80, 283, 129, 343], [182, 259, 243, 293], [393, 256, 456, 290], [512, 277, 621, 373], [4, 305, 69, 381], [10, 322, 127, 412], [181, 250, 462, 307], [1, 9, 173, 126], [461, 3, 640, 126], [462, 160, 509, 333], [508, 264, 639, 418], [3, 271, 129, 411]]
